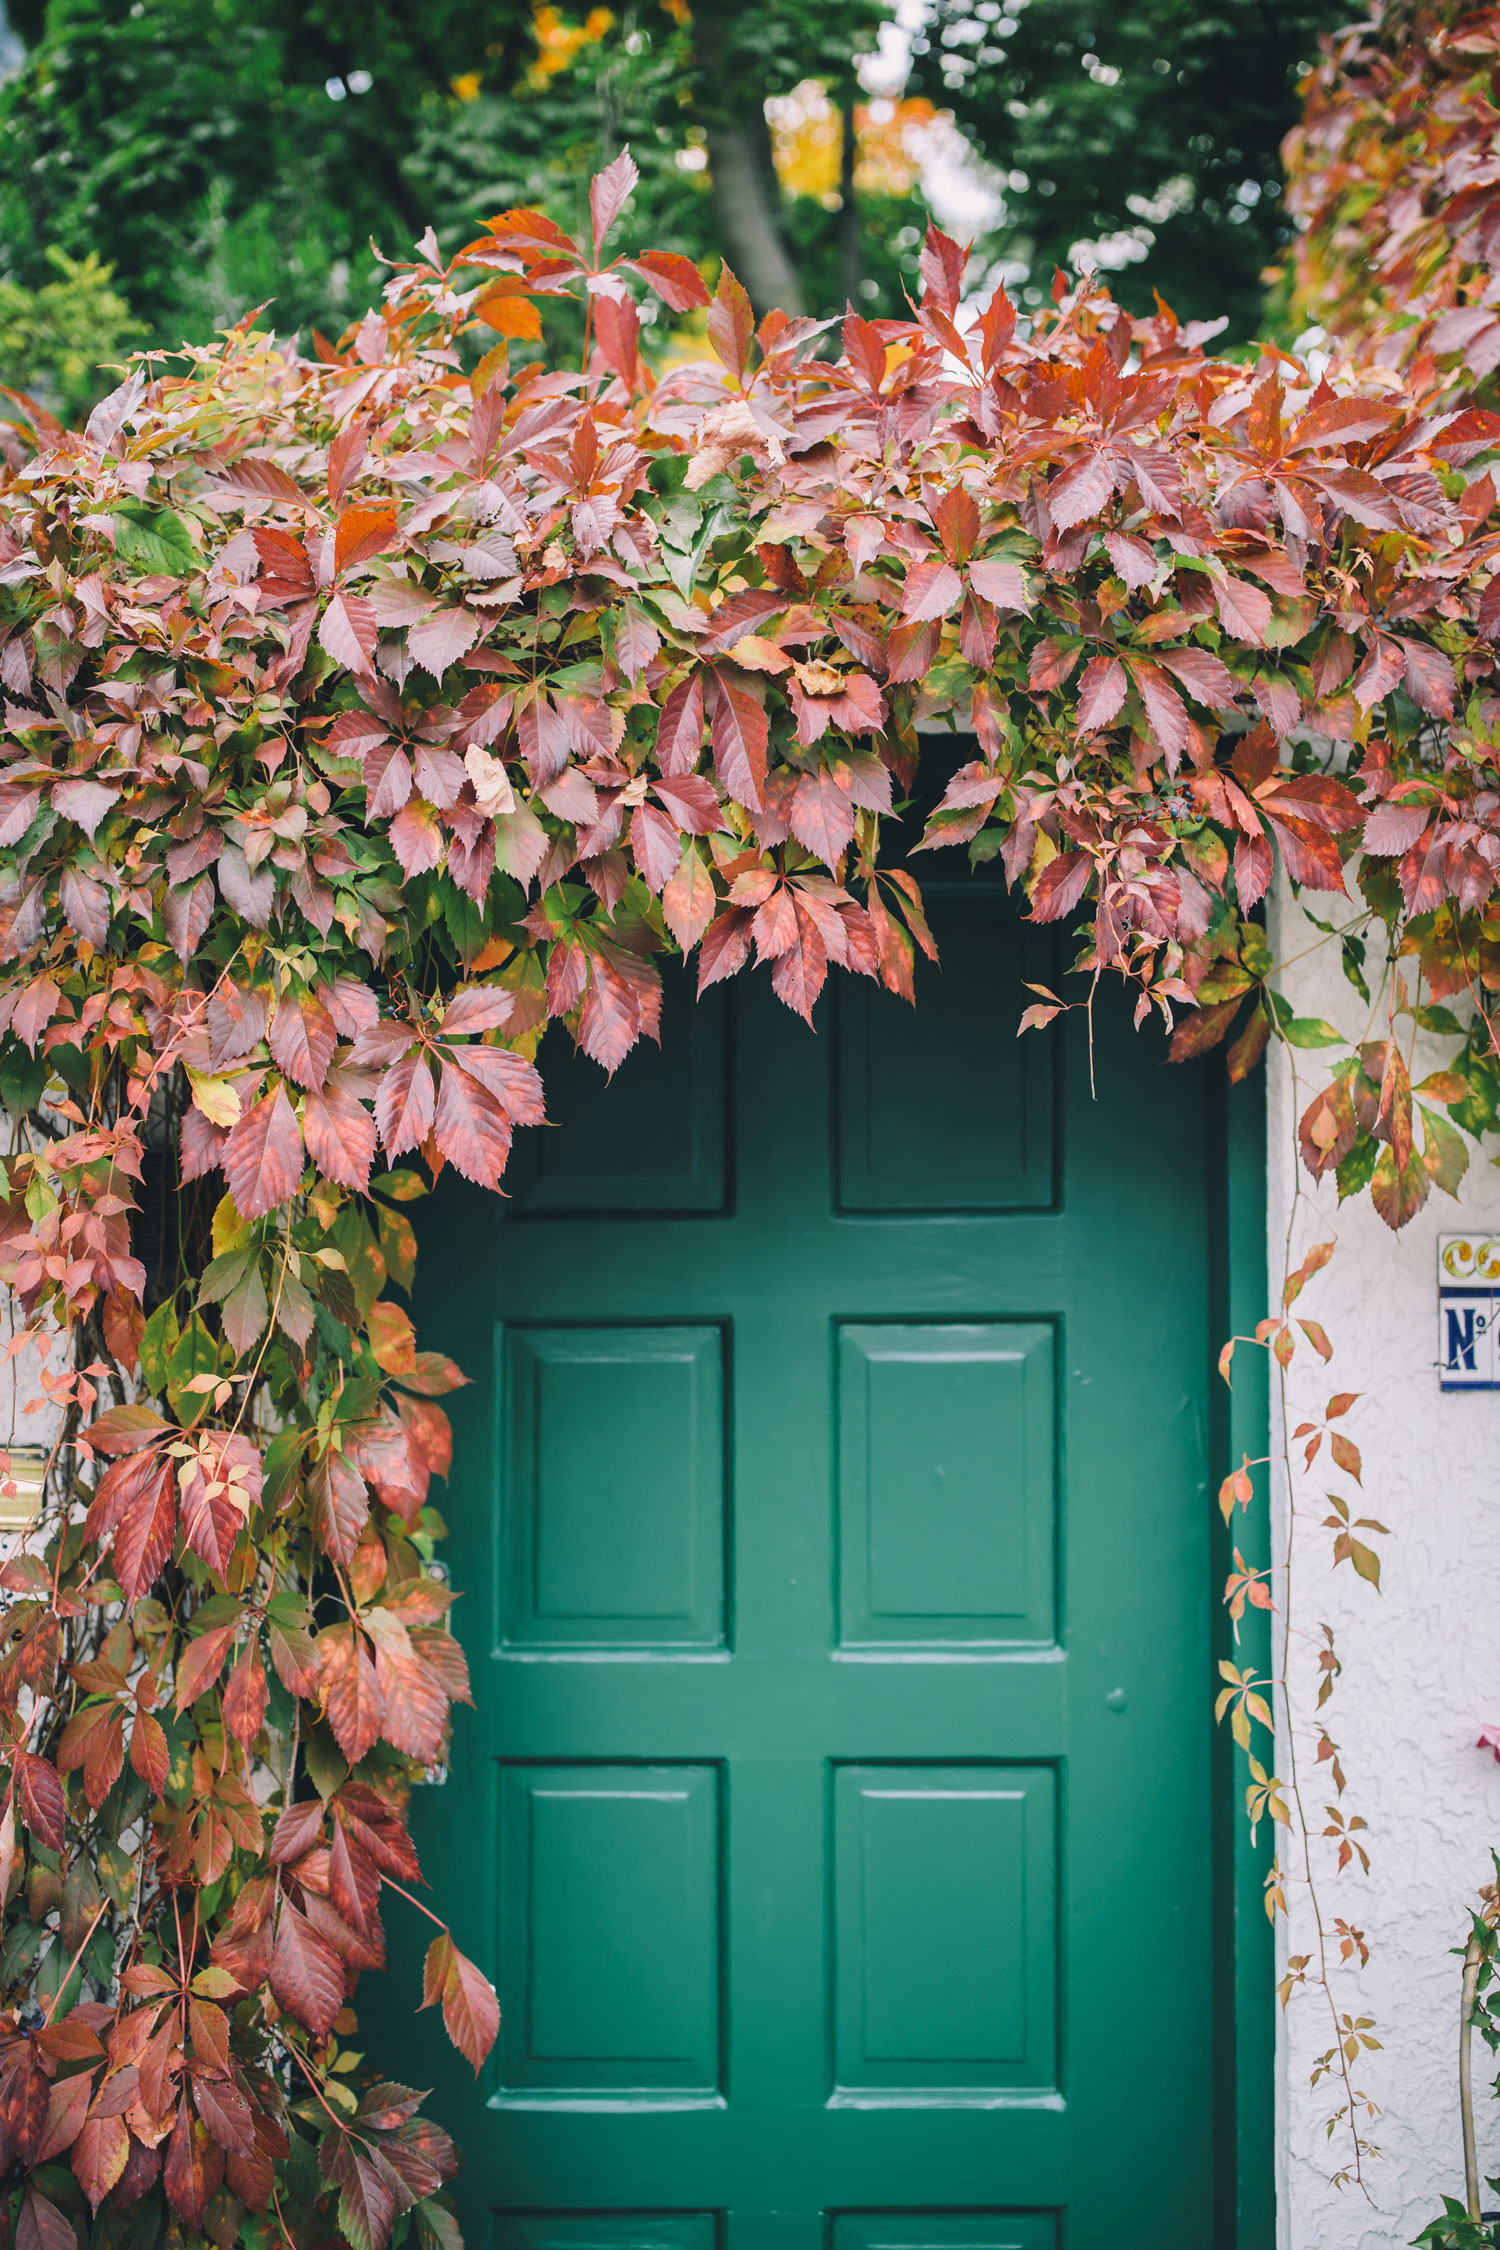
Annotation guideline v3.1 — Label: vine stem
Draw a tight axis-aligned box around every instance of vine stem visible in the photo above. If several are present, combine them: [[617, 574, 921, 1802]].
[[1462, 1931, 1485, 2221], [1272, 1028, 1370, 2196], [381, 1875, 447, 1932]]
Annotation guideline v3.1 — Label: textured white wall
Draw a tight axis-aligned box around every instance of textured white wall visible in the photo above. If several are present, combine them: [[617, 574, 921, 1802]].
[[1269, 881, 1500, 2244]]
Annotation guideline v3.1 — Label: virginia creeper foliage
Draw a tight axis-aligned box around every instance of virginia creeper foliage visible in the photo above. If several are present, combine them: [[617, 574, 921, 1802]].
[[3, 121, 1500, 2250]]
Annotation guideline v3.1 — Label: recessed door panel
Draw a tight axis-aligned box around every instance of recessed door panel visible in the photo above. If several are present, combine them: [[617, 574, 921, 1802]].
[[509, 977, 726, 1215], [836, 1324, 1055, 1649], [498, 1763, 723, 2097], [501, 1326, 725, 1650], [832, 1766, 1056, 2097], [835, 905, 1054, 1213]]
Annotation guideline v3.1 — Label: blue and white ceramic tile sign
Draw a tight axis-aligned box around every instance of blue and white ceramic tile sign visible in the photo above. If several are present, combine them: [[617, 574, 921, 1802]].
[[1439, 1234, 1500, 1388]]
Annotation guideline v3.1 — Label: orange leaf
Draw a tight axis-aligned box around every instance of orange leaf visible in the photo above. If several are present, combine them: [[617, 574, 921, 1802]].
[[334, 502, 399, 580]]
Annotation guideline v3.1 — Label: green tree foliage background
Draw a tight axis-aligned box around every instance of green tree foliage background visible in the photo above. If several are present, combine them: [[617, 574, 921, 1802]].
[[0, 0, 1348, 414]]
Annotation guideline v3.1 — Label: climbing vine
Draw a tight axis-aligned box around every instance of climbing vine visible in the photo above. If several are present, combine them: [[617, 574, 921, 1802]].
[[2, 46, 1500, 2237]]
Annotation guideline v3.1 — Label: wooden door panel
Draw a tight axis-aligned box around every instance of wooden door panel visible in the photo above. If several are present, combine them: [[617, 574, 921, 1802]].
[[500, 1326, 726, 1651], [497, 1763, 724, 2100], [831, 1765, 1056, 2097], [835, 1324, 1055, 1650]]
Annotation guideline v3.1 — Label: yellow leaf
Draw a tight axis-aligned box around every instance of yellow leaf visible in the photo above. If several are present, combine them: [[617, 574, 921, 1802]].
[[189, 1069, 243, 1129], [211, 1191, 251, 1258]]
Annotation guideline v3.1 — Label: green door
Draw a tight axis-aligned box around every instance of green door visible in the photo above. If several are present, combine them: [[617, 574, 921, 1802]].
[[406, 878, 1220, 2250]]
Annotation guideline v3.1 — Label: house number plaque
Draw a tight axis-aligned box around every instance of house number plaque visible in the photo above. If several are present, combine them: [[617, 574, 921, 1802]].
[[1439, 1234, 1500, 1389]]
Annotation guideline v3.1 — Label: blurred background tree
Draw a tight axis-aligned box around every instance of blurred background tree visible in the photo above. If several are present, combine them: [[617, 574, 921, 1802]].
[[0, 0, 1349, 418], [903, 0, 1346, 340]]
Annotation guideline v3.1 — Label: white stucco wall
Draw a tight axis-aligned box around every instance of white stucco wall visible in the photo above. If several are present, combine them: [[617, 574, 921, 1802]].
[[1269, 881, 1500, 2243]]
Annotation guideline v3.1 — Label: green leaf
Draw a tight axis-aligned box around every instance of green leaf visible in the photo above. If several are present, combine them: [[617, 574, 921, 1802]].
[[1280, 1015, 1345, 1049], [371, 1169, 428, 1203], [1340, 932, 1370, 1004], [166, 1312, 219, 1425], [1422, 1104, 1470, 1198], [0, 1038, 46, 1117], [1347, 1536, 1381, 1589], [112, 502, 197, 575], [262, 1428, 307, 1512], [139, 1300, 180, 1394], [415, 2196, 464, 2250], [1335, 1134, 1380, 1200], [303, 1720, 350, 1802]]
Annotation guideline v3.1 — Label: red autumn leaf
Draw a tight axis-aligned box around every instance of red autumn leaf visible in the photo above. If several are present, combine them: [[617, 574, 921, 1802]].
[[632, 249, 710, 312], [409, 606, 481, 679], [112, 1450, 177, 1604], [73, 2112, 130, 2211], [367, 1613, 448, 1762], [327, 417, 370, 504], [398, 1392, 453, 1479], [1157, 645, 1238, 707], [57, 1703, 125, 1809], [129, 1711, 171, 1796], [1129, 659, 1191, 764], [319, 591, 378, 674], [308, 1449, 370, 1571], [1047, 449, 1114, 528], [1028, 637, 1080, 692], [268, 991, 337, 1091], [193, 2076, 255, 2161], [223, 1084, 304, 1220], [663, 843, 717, 950], [175, 1621, 238, 1715], [368, 1300, 419, 1375], [85, 1403, 171, 1457], [630, 802, 683, 893], [576, 949, 643, 1075], [18, 2189, 76, 2250], [318, 1624, 385, 1765], [433, 1060, 512, 1188], [303, 1074, 378, 1193], [966, 556, 1028, 610], [269, 1797, 324, 1863], [1398, 637, 1456, 718], [15, 1750, 65, 1849], [376, 1053, 436, 1157], [1030, 850, 1093, 923], [769, 894, 828, 1021], [421, 1932, 500, 2071], [222, 1642, 269, 1745], [789, 769, 857, 866], [345, 1412, 428, 1525], [900, 556, 963, 621], [1076, 654, 1127, 733], [179, 1434, 261, 1578], [270, 1903, 346, 2039], [710, 671, 768, 809], [589, 145, 639, 253], [1212, 574, 1272, 646], [34, 2069, 93, 2164], [454, 1041, 546, 1125], [706, 260, 754, 382]]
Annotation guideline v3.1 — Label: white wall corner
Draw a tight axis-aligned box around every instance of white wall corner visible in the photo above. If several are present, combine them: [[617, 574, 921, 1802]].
[[1268, 875, 1500, 2245]]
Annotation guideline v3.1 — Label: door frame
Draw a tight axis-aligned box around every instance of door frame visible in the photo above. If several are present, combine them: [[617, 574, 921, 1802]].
[[1213, 1066, 1273, 2249]]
